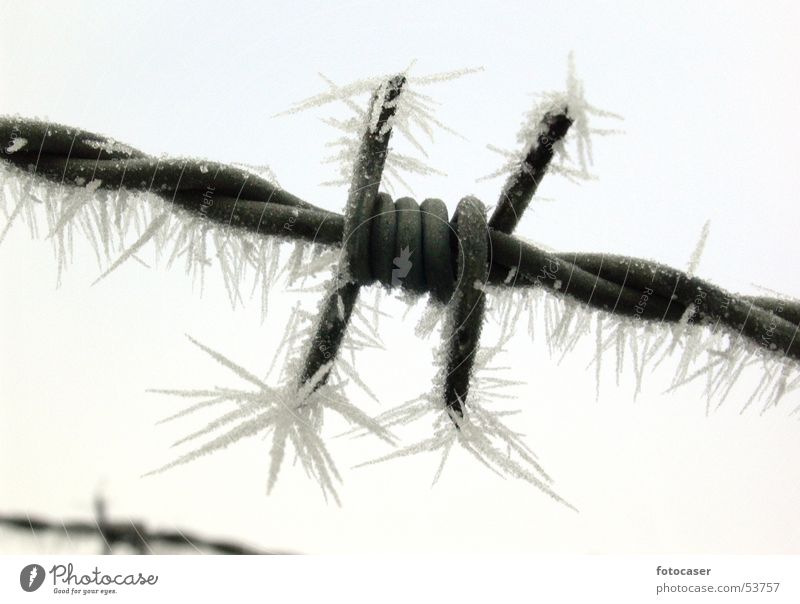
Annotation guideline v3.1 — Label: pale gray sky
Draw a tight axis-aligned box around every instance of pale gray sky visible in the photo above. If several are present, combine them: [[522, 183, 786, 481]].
[[2, 0, 800, 553]]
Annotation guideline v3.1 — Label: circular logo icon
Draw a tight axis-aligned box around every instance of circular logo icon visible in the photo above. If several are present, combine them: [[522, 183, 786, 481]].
[[20, 564, 45, 592]]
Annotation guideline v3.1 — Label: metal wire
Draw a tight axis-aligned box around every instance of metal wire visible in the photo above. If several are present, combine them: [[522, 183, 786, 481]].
[[2, 76, 799, 425], [0, 503, 266, 555]]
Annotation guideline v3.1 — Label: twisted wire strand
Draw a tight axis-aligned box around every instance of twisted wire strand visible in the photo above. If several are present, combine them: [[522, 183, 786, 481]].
[[0, 511, 264, 555], [1, 94, 799, 371]]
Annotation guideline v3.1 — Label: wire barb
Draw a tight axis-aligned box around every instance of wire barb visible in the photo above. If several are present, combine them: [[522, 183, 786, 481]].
[[2, 64, 799, 503]]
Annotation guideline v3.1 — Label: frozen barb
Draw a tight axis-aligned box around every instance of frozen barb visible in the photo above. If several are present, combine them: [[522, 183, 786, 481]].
[[282, 65, 480, 194], [359, 391, 574, 510], [484, 52, 622, 187], [354, 317, 573, 507], [147, 333, 393, 504]]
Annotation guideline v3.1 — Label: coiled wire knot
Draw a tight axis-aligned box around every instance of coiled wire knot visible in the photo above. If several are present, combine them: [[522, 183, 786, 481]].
[[345, 192, 478, 303], [339, 186, 490, 417]]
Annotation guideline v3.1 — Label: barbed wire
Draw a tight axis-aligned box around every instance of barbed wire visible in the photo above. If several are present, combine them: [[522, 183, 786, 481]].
[[2, 71, 799, 501], [2, 99, 797, 355], [0, 498, 267, 555]]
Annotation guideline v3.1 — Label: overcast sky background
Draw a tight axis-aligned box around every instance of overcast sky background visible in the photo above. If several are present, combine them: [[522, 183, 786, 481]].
[[2, 0, 800, 554]]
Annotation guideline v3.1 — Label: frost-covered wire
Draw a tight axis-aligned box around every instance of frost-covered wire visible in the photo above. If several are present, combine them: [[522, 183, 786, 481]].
[[2, 60, 799, 506], [277, 64, 480, 195]]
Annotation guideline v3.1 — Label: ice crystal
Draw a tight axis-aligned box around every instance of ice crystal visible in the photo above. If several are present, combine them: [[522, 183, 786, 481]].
[[5, 136, 27, 153], [358, 392, 574, 509], [0, 162, 335, 318], [687, 219, 711, 277], [349, 301, 574, 508], [482, 52, 622, 187], [279, 65, 481, 195], [482, 256, 800, 414], [146, 277, 397, 502], [147, 335, 394, 503]]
